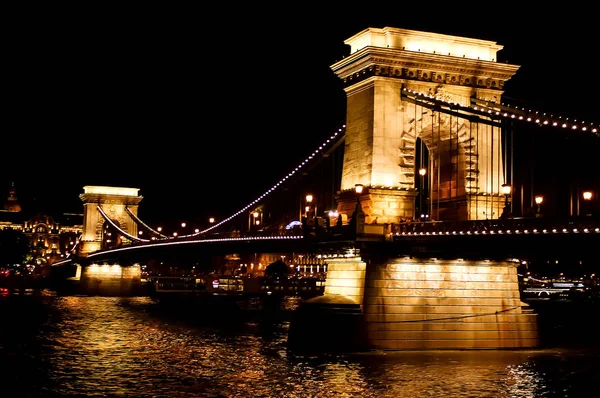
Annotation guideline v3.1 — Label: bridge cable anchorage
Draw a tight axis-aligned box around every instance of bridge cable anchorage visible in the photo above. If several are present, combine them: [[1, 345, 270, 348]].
[[125, 207, 168, 239], [96, 205, 150, 243], [187, 124, 347, 236], [401, 88, 599, 135]]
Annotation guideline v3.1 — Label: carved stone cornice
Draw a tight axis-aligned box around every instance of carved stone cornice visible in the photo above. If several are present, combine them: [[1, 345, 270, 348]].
[[79, 193, 143, 206], [331, 47, 519, 92]]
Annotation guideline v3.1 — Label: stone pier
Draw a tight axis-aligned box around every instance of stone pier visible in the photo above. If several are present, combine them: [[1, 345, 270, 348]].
[[324, 256, 538, 350], [78, 263, 142, 296]]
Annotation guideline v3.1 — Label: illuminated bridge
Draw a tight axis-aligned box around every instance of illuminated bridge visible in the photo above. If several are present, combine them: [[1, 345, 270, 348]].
[[53, 26, 600, 351]]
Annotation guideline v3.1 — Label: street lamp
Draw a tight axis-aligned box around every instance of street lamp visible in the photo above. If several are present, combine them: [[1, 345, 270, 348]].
[[354, 184, 363, 204], [418, 168, 427, 219], [248, 210, 261, 231], [253, 211, 260, 227], [534, 195, 543, 218], [354, 184, 364, 216], [352, 184, 365, 232], [305, 194, 313, 216], [501, 183, 511, 219], [582, 191, 593, 216]]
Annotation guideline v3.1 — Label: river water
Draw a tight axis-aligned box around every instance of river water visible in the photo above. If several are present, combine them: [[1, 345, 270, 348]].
[[1, 288, 599, 398]]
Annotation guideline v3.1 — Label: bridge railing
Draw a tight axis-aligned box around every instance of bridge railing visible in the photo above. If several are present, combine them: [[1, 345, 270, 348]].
[[390, 216, 600, 235], [162, 228, 304, 242]]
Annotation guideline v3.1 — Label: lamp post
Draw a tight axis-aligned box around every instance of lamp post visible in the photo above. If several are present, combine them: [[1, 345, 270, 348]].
[[501, 183, 512, 219], [248, 210, 261, 232], [419, 167, 427, 219], [304, 194, 316, 227], [534, 195, 543, 218], [582, 191, 593, 216], [253, 211, 261, 228], [352, 184, 365, 234], [354, 184, 363, 205], [305, 194, 313, 217]]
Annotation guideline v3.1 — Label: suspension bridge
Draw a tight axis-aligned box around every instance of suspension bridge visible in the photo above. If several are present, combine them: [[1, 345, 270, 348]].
[[51, 26, 600, 350]]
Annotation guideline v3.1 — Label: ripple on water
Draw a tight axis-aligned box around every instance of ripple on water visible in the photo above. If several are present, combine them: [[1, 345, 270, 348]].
[[1, 294, 599, 397]]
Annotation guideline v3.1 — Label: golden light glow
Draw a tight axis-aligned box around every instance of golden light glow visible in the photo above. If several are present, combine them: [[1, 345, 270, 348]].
[[583, 191, 593, 200], [501, 184, 512, 196], [305, 194, 313, 203], [419, 168, 427, 176], [355, 184, 364, 194], [535, 196, 543, 205], [344, 27, 502, 61], [209, 217, 215, 224], [82, 185, 139, 197]]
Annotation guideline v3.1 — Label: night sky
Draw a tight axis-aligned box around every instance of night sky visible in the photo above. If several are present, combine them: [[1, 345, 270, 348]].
[[3, 8, 599, 227]]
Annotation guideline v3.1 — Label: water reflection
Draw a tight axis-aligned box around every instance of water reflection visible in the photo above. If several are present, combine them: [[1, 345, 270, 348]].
[[0, 293, 598, 397]]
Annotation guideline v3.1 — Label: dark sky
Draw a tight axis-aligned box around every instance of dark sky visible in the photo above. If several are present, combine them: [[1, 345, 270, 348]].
[[3, 7, 599, 226]]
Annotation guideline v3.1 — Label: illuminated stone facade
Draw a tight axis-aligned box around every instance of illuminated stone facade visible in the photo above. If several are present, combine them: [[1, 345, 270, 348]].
[[79, 186, 143, 255], [331, 27, 520, 222], [1, 183, 82, 266], [325, 256, 538, 349], [78, 262, 142, 296]]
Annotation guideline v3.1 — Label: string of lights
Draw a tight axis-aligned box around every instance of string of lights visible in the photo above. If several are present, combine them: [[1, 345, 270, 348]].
[[116, 90, 595, 243], [167, 124, 347, 239], [396, 227, 599, 236], [402, 88, 598, 135]]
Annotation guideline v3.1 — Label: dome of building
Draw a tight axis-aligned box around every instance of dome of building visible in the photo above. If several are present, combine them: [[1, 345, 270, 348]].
[[4, 182, 22, 212]]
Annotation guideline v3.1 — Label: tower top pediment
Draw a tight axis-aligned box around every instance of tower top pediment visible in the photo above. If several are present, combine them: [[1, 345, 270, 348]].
[[345, 27, 503, 62], [82, 185, 140, 197]]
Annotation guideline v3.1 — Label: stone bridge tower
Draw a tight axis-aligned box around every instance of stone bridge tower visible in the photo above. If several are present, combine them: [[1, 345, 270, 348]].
[[331, 27, 520, 223], [78, 186, 143, 255]]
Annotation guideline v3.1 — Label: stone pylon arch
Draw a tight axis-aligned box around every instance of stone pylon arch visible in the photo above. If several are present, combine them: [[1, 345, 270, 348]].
[[78, 186, 143, 255], [331, 27, 519, 223]]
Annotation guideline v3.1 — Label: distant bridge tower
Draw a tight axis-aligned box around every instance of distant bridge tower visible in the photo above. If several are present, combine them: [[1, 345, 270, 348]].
[[78, 186, 143, 255], [331, 27, 520, 222]]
